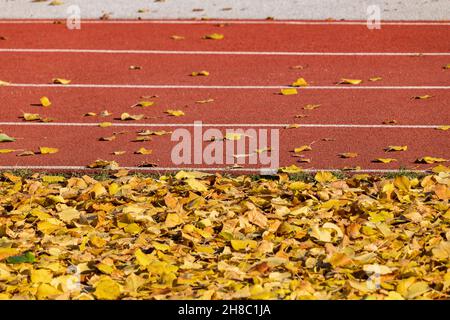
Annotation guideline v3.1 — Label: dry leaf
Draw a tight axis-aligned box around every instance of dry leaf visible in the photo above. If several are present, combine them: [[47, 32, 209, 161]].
[[280, 88, 297, 95], [292, 78, 308, 87], [338, 79, 362, 85]]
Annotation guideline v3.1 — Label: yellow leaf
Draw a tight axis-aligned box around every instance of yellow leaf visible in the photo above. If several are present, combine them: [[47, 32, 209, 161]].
[[294, 145, 312, 153], [36, 283, 62, 300], [23, 113, 41, 121], [186, 178, 208, 192], [37, 220, 62, 235], [203, 33, 224, 40], [0, 248, 19, 260], [120, 112, 144, 121], [412, 95, 432, 99], [135, 249, 152, 267], [136, 101, 154, 107], [369, 77, 382, 82], [416, 156, 447, 164], [292, 78, 308, 87], [90, 235, 106, 248], [166, 109, 185, 117], [0, 80, 11, 86], [94, 277, 121, 300], [112, 151, 126, 155], [338, 78, 362, 85], [31, 269, 53, 283], [84, 112, 97, 116], [135, 147, 152, 155], [314, 171, 336, 183], [39, 147, 59, 154], [285, 123, 301, 129], [0, 149, 15, 154], [40, 96, 51, 107], [165, 213, 183, 228], [303, 104, 320, 110], [58, 208, 80, 223], [339, 152, 358, 158], [230, 239, 257, 251], [191, 70, 210, 76], [97, 263, 114, 275], [436, 125, 450, 131], [280, 88, 297, 95], [124, 223, 142, 235], [92, 182, 107, 198], [278, 164, 302, 173], [443, 64, 450, 69], [52, 78, 71, 84], [108, 182, 120, 195], [432, 164, 450, 173], [98, 122, 112, 127], [385, 145, 407, 152], [42, 175, 65, 183], [373, 158, 397, 163]]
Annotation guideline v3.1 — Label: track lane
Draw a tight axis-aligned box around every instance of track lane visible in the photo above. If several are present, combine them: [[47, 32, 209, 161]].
[[0, 22, 449, 52], [0, 125, 448, 171], [1, 53, 449, 86], [0, 88, 449, 125]]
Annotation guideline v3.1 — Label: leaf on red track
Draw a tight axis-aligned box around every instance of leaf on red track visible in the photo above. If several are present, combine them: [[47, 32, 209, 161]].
[[0, 80, 11, 86], [120, 113, 144, 121], [22, 113, 41, 121], [135, 147, 153, 155], [373, 158, 397, 163], [40, 96, 52, 107], [203, 33, 224, 40], [196, 98, 214, 104], [412, 95, 432, 100], [292, 78, 308, 87], [166, 110, 185, 117], [52, 78, 71, 85], [385, 145, 408, 152], [369, 77, 382, 82], [339, 152, 358, 158], [280, 88, 297, 95], [337, 78, 362, 85], [436, 125, 450, 131], [191, 71, 209, 76], [416, 156, 447, 164], [303, 104, 320, 110], [39, 147, 59, 154]]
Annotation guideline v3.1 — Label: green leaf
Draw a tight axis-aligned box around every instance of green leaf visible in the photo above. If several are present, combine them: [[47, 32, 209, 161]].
[[7, 252, 36, 264], [0, 133, 15, 142]]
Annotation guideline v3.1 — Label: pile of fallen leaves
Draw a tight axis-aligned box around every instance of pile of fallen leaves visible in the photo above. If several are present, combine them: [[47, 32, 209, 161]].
[[0, 169, 449, 300]]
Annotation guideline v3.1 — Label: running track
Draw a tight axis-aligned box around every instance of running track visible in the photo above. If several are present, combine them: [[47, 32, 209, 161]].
[[0, 20, 449, 173]]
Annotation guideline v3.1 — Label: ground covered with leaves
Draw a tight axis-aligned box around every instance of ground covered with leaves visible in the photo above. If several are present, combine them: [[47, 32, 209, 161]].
[[0, 169, 449, 300]]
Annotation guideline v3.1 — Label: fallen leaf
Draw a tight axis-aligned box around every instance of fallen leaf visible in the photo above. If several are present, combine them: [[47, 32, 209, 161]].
[[94, 277, 121, 300], [278, 164, 302, 173], [412, 95, 432, 99], [285, 124, 301, 129], [0, 80, 11, 86], [191, 71, 210, 76], [129, 65, 142, 70], [383, 119, 398, 125], [0, 149, 15, 154], [166, 110, 185, 117], [0, 133, 15, 142], [196, 98, 214, 104], [373, 158, 397, 163], [84, 112, 97, 117], [294, 145, 312, 153], [22, 113, 41, 121], [39, 147, 59, 154], [315, 171, 336, 183], [385, 145, 408, 152], [369, 77, 382, 82], [99, 135, 116, 142], [203, 33, 224, 40], [88, 159, 120, 170], [52, 78, 71, 85], [280, 88, 297, 95], [99, 122, 112, 128], [303, 104, 320, 110], [135, 147, 152, 155], [339, 152, 358, 158], [338, 79, 362, 85], [292, 78, 308, 87], [436, 125, 450, 131], [171, 35, 185, 40], [135, 101, 154, 107], [416, 156, 447, 164], [49, 0, 63, 5], [120, 113, 144, 121], [230, 240, 257, 251], [112, 151, 126, 155]]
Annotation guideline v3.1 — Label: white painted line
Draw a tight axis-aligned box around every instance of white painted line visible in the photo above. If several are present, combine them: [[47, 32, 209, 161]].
[[0, 122, 444, 129], [0, 20, 449, 26], [0, 165, 431, 173], [1, 48, 450, 56], [6, 83, 450, 90]]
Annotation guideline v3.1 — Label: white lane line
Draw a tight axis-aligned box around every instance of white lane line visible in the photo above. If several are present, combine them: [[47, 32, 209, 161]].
[[0, 20, 449, 26], [0, 122, 444, 129], [6, 83, 450, 90], [1, 48, 450, 56], [0, 165, 431, 173]]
